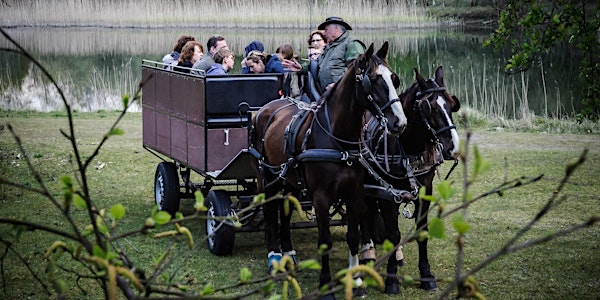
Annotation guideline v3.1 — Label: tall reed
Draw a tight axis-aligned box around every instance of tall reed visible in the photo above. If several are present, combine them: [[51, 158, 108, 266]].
[[0, 0, 434, 29]]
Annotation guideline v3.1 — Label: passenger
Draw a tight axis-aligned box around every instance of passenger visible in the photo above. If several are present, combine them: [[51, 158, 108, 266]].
[[283, 17, 365, 93], [276, 44, 303, 99], [307, 30, 327, 60], [192, 35, 228, 73], [244, 50, 285, 74], [162, 35, 196, 70], [241, 40, 264, 74], [276, 44, 295, 61], [173, 41, 204, 73], [307, 46, 322, 61], [206, 48, 235, 75]]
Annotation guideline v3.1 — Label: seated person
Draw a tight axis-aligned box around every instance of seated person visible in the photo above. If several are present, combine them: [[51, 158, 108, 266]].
[[173, 41, 203, 73], [162, 35, 195, 69], [241, 40, 264, 74], [206, 48, 235, 75], [244, 50, 284, 74], [192, 35, 228, 73]]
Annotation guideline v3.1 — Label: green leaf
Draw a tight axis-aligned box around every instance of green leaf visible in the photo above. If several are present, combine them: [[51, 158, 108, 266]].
[[382, 239, 394, 253], [201, 283, 214, 296], [429, 217, 446, 239], [419, 186, 437, 202], [299, 259, 322, 270], [122, 94, 130, 108], [73, 194, 87, 209], [240, 267, 252, 283], [453, 215, 470, 234], [93, 245, 106, 258], [60, 175, 73, 187], [437, 180, 457, 202], [472, 146, 491, 180], [153, 211, 171, 225], [194, 191, 206, 212], [110, 204, 125, 220], [108, 128, 125, 136]]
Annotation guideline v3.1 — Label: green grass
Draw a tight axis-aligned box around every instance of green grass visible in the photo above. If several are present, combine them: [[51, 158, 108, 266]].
[[0, 112, 599, 299]]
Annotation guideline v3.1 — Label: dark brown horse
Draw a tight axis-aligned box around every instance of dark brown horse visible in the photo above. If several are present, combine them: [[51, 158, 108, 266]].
[[250, 42, 406, 294], [362, 66, 460, 294]]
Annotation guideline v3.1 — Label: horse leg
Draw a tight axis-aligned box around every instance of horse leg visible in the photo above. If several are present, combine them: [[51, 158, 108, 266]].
[[279, 199, 298, 266], [416, 197, 437, 290], [263, 199, 282, 273], [381, 200, 402, 294], [359, 199, 377, 265], [312, 191, 334, 294]]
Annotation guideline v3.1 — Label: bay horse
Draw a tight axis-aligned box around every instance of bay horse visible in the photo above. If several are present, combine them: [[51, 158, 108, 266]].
[[250, 42, 406, 295], [362, 66, 460, 294]]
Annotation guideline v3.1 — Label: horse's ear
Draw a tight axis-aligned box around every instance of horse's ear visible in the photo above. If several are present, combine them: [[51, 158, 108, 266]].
[[365, 43, 375, 60], [414, 68, 427, 91], [376, 41, 389, 60], [435, 65, 444, 86], [451, 95, 461, 112]]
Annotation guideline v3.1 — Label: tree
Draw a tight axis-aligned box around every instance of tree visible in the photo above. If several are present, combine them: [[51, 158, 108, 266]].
[[485, 0, 600, 119]]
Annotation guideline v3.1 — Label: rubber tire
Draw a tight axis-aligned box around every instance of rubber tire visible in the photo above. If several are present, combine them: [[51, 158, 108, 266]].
[[206, 190, 235, 256], [154, 162, 180, 216]]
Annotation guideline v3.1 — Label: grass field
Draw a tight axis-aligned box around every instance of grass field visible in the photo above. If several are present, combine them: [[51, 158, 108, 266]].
[[0, 111, 599, 299]]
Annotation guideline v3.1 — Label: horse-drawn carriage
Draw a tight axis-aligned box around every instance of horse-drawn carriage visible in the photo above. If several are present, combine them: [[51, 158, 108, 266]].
[[141, 60, 347, 256], [141, 43, 460, 294]]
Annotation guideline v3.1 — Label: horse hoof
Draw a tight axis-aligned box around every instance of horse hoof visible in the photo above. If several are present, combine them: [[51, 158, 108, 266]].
[[359, 258, 375, 265], [419, 280, 438, 291], [385, 283, 400, 294], [397, 259, 404, 267]]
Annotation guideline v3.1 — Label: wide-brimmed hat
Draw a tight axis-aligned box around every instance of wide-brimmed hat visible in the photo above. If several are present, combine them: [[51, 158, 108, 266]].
[[318, 16, 352, 30]]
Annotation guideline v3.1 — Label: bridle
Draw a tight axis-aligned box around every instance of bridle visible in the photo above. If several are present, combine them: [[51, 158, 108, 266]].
[[314, 58, 401, 147], [415, 79, 456, 142]]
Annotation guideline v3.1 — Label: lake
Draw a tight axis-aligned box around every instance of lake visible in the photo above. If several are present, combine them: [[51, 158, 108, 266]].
[[0, 27, 584, 118]]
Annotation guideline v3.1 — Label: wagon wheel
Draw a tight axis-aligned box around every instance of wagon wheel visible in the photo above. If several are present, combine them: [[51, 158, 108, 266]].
[[206, 190, 235, 256], [154, 162, 180, 216]]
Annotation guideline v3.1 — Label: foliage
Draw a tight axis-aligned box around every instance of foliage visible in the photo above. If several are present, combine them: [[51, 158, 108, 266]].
[[484, 0, 600, 119], [1, 26, 598, 299]]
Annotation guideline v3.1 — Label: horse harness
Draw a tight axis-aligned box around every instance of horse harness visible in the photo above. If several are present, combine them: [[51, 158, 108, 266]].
[[251, 64, 398, 194]]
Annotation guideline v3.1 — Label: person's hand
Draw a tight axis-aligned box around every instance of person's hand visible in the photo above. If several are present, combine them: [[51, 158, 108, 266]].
[[282, 59, 302, 72]]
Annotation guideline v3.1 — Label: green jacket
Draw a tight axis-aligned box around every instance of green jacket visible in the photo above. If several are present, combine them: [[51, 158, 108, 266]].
[[316, 31, 365, 91]]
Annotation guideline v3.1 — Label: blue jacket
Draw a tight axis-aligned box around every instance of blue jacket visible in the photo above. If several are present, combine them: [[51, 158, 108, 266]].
[[265, 55, 284, 73], [207, 64, 227, 75]]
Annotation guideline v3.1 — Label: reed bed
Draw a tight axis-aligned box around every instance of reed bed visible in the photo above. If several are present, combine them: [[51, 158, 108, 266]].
[[0, 0, 436, 29]]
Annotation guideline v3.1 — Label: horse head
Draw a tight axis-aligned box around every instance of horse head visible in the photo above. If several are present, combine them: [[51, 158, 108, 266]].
[[407, 66, 461, 160], [354, 42, 407, 135]]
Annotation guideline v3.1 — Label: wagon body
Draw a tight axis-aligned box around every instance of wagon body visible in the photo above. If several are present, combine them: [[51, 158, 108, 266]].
[[141, 61, 352, 255], [141, 60, 280, 180]]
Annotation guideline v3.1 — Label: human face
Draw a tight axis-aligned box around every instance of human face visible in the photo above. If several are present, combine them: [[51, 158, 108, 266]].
[[310, 34, 325, 51], [224, 55, 235, 71], [323, 24, 341, 42], [192, 46, 203, 63], [246, 59, 265, 73], [212, 40, 229, 54]]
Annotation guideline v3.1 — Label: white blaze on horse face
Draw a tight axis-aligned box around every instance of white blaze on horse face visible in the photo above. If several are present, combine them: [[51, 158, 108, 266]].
[[436, 96, 460, 156], [377, 65, 407, 129]]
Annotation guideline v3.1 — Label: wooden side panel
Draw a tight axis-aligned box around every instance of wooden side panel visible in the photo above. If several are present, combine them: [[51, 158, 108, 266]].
[[142, 107, 156, 149], [206, 128, 248, 172], [187, 123, 206, 171], [155, 112, 171, 156], [170, 117, 187, 164], [188, 79, 205, 125], [155, 72, 172, 113]]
